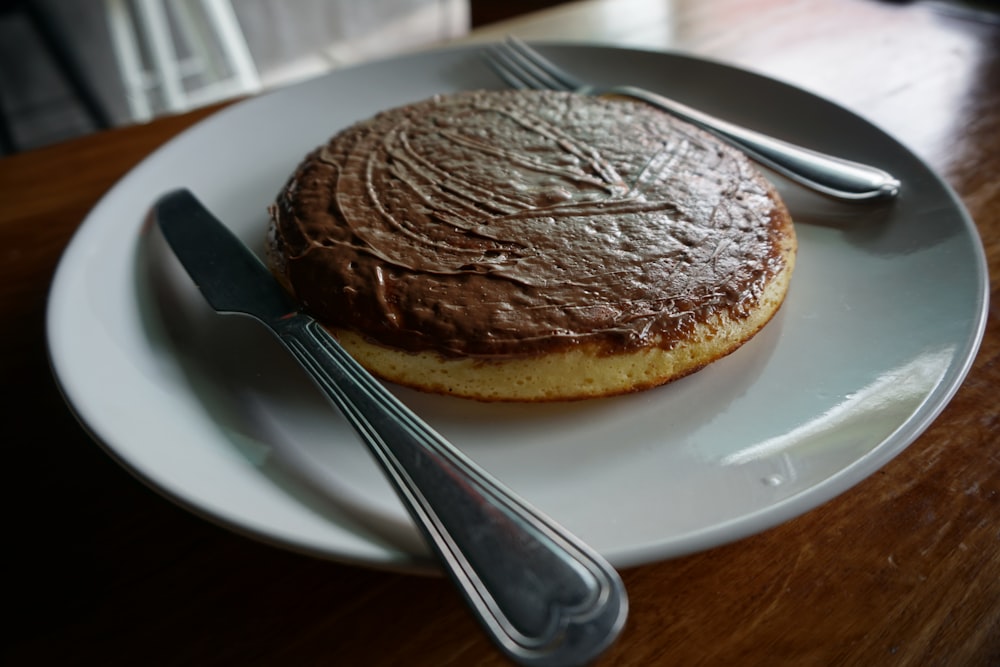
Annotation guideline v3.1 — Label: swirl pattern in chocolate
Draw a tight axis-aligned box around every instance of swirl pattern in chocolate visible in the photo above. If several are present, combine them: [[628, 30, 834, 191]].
[[268, 89, 793, 359]]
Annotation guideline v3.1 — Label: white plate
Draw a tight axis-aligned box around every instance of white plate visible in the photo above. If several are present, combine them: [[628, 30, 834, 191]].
[[47, 44, 988, 573]]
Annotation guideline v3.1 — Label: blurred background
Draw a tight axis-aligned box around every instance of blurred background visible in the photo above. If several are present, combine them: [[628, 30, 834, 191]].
[[2, 0, 993, 156], [0, 0, 570, 155]]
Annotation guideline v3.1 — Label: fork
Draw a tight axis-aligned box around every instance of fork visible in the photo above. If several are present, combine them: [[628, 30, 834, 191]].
[[485, 37, 901, 202]]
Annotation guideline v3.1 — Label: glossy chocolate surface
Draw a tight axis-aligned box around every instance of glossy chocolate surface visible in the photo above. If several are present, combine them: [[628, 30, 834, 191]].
[[270, 90, 791, 357]]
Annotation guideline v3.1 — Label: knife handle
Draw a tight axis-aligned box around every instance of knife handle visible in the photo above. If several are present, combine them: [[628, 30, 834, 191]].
[[273, 315, 627, 667]]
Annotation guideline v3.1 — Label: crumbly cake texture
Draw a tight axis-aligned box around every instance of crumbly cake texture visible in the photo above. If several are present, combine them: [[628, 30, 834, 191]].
[[267, 89, 796, 401]]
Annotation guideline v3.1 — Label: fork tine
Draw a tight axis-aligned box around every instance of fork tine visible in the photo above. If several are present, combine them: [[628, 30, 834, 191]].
[[504, 36, 585, 91], [484, 46, 543, 90], [485, 40, 575, 92]]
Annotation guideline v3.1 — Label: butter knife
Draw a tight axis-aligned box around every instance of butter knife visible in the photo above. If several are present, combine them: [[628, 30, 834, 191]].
[[152, 188, 627, 667]]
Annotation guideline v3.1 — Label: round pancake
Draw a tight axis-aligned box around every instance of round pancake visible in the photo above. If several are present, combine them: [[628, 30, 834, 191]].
[[267, 89, 796, 401]]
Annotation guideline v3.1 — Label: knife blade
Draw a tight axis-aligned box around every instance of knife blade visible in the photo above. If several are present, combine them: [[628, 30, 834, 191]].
[[152, 188, 628, 667], [154, 188, 296, 322]]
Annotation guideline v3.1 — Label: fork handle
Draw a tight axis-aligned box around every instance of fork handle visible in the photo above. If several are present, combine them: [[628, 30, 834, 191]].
[[609, 85, 900, 200], [272, 314, 627, 667]]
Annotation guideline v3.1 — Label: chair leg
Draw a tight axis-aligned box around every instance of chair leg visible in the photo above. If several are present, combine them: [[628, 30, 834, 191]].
[[133, 0, 187, 114], [201, 0, 260, 94], [22, 1, 113, 129]]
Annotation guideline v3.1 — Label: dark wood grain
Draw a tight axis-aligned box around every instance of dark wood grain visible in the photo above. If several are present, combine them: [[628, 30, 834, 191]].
[[3, 1, 998, 665]]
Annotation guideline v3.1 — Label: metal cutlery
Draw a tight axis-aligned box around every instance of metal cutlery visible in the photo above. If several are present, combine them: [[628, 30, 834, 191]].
[[486, 36, 901, 202], [152, 188, 628, 667]]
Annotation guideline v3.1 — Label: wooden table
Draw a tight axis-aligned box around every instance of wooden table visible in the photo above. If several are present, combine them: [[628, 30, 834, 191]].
[[4, 0, 998, 664]]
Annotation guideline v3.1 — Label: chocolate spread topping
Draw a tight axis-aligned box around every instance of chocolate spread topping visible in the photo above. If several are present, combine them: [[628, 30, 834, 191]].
[[269, 90, 791, 358]]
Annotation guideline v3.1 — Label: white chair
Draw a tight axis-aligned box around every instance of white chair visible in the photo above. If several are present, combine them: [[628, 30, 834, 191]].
[[104, 0, 261, 122]]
